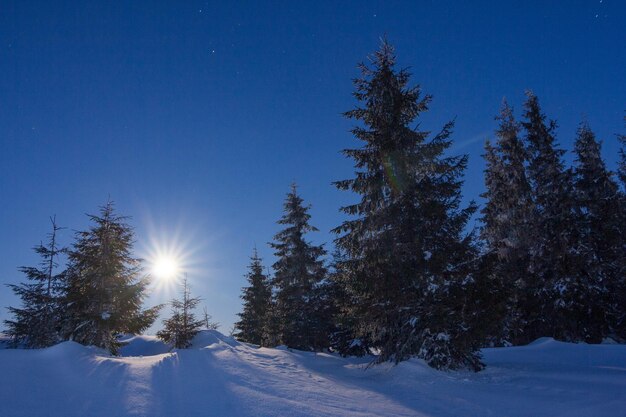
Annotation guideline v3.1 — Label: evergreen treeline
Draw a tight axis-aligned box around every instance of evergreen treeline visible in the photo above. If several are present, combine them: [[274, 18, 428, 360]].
[[5, 202, 162, 354], [234, 40, 626, 370], [5, 40, 625, 371]]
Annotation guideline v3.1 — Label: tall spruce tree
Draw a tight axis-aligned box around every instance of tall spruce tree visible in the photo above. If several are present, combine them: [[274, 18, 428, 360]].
[[5, 217, 65, 348], [479, 102, 536, 345], [521, 92, 580, 342], [333, 40, 483, 370], [234, 248, 272, 345], [269, 184, 328, 351], [62, 202, 161, 354], [157, 276, 204, 349], [573, 123, 624, 342]]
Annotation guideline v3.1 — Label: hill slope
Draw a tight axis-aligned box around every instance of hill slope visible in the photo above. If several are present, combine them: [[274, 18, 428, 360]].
[[1, 331, 624, 417]]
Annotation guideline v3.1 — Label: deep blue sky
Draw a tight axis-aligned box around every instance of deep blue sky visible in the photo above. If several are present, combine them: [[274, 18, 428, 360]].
[[1, 1, 625, 333]]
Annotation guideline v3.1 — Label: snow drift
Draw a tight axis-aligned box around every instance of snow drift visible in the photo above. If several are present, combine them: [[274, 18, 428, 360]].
[[1, 330, 624, 417]]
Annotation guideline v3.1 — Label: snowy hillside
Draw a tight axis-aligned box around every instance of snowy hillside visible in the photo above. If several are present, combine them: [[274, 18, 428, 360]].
[[1, 330, 624, 417]]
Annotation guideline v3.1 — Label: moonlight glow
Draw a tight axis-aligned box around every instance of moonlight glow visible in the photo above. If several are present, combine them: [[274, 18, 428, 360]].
[[141, 217, 211, 298], [152, 257, 179, 280]]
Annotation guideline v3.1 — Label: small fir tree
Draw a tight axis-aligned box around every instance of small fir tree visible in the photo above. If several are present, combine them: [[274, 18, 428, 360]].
[[234, 248, 272, 345], [62, 201, 161, 354], [269, 184, 328, 351], [157, 276, 204, 349], [5, 217, 66, 348]]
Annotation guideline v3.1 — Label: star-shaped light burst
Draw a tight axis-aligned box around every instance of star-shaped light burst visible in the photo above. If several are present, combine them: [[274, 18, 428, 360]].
[[142, 224, 201, 296]]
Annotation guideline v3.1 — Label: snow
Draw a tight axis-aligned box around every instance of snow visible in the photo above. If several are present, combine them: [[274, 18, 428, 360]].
[[1, 331, 624, 417]]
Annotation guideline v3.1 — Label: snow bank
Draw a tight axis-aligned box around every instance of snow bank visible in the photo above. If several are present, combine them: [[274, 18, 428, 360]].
[[1, 331, 624, 416], [118, 335, 170, 356]]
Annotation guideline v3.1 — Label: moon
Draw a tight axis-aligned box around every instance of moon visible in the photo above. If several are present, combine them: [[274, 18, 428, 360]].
[[152, 257, 179, 280]]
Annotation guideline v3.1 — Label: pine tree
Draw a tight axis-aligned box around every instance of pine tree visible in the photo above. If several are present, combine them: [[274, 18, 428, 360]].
[[573, 123, 623, 342], [62, 201, 161, 354], [157, 276, 204, 349], [5, 217, 65, 348], [333, 40, 483, 370], [234, 248, 272, 345], [521, 92, 580, 342], [479, 102, 535, 345], [269, 184, 328, 351]]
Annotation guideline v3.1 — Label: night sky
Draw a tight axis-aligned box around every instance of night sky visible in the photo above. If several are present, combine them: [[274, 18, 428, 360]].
[[1, 1, 625, 333]]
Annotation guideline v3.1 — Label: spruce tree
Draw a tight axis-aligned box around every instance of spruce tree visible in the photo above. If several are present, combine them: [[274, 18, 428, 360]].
[[521, 92, 580, 342], [234, 248, 272, 345], [157, 276, 204, 349], [573, 123, 624, 342], [5, 217, 65, 348], [269, 184, 328, 351], [479, 102, 535, 345], [333, 40, 483, 370], [62, 201, 161, 354]]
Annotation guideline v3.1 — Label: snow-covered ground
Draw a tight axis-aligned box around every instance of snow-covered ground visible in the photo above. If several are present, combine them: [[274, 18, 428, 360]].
[[1, 331, 624, 417]]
